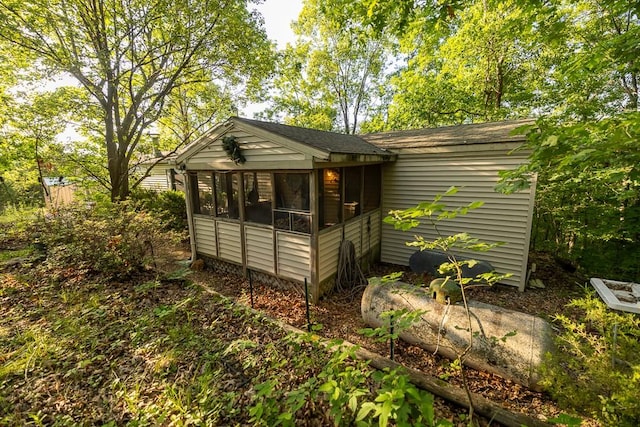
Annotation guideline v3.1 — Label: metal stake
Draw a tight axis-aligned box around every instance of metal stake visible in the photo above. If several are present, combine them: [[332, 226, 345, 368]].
[[390, 314, 395, 361], [304, 277, 311, 332], [249, 270, 254, 308]]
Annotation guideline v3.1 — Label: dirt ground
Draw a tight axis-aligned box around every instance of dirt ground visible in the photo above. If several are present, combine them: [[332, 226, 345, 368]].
[[177, 245, 596, 426]]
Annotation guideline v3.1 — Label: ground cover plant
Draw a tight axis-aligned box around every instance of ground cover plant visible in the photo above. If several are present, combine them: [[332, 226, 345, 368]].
[[0, 205, 448, 426], [542, 293, 640, 426], [0, 264, 445, 426], [3, 202, 638, 425]]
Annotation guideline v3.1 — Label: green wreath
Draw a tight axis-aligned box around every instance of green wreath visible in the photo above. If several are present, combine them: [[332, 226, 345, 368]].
[[221, 135, 246, 164]]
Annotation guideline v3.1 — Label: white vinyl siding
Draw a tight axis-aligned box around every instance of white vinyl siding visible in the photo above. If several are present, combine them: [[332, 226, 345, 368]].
[[190, 131, 306, 167], [194, 216, 217, 257], [380, 151, 533, 290], [317, 210, 382, 283], [277, 232, 311, 281], [245, 226, 275, 273], [318, 227, 342, 282], [140, 165, 170, 191], [217, 221, 242, 264], [344, 220, 362, 258], [361, 210, 381, 254]]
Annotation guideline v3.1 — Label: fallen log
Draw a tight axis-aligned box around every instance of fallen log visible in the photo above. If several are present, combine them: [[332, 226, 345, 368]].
[[277, 323, 550, 427], [361, 279, 555, 391], [200, 286, 550, 427]]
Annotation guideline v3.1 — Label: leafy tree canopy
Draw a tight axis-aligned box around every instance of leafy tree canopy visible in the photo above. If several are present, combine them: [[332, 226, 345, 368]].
[[261, 0, 392, 134], [0, 0, 275, 201]]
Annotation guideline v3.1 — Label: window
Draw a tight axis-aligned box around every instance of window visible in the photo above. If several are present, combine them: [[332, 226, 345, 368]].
[[244, 172, 273, 224], [319, 168, 341, 229], [274, 173, 311, 233], [192, 172, 214, 216], [363, 164, 381, 212], [343, 167, 362, 221], [275, 173, 309, 211], [214, 172, 239, 219]]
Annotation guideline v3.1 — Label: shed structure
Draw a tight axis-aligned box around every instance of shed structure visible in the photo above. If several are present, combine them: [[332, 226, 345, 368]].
[[177, 117, 536, 301], [361, 120, 536, 291], [176, 117, 393, 301], [42, 177, 77, 209]]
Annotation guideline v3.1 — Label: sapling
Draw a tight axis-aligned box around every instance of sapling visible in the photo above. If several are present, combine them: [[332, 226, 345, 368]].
[[382, 186, 511, 421]]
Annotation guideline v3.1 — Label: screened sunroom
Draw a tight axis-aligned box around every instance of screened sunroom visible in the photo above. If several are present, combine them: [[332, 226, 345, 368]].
[[176, 117, 394, 302]]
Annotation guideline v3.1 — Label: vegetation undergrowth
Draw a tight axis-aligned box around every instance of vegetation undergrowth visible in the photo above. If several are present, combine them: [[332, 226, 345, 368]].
[[32, 202, 178, 281], [1, 204, 450, 425], [0, 265, 450, 425], [542, 291, 640, 426], [130, 188, 188, 232]]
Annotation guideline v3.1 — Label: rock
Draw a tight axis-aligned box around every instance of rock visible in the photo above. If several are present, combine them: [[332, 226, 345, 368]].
[[528, 278, 545, 289], [190, 259, 205, 271]]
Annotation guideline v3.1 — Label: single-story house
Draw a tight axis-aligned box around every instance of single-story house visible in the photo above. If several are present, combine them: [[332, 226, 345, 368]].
[[361, 121, 536, 292], [175, 117, 535, 302], [137, 153, 184, 192]]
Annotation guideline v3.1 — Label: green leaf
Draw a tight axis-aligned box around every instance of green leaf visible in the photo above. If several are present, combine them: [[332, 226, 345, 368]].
[[444, 186, 458, 196], [543, 135, 559, 146], [467, 201, 484, 210], [355, 402, 377, 421]]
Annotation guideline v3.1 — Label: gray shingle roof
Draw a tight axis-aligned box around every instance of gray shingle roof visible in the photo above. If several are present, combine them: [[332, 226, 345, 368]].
[[360, 119, 535, 149], [234, 117, 390, 156]]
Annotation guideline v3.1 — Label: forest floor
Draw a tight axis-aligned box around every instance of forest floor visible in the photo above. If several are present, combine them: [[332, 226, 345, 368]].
[[0, 226, 597, 425], [187, 247, 596, 426]]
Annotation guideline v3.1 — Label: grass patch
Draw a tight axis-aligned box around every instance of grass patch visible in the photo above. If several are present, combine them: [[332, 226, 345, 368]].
[[0, 247, 33, 262], [0, 206, 40, 225]]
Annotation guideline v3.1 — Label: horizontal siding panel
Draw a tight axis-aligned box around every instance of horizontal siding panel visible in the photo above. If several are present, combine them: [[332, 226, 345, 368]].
[[140, 175, 168, 191], [217, 222, 242, 264], [191, 133, 305, 164], [381, 151, 533, 290], [194, 217, 217, 257], [245, 226, 275, 273], [361, 210, 381, 254], [318, 228, 342, 282], [344, 220, 362, 258], [277, 232, 311, 281]]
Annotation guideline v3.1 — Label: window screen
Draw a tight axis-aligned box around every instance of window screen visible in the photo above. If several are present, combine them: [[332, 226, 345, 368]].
[[363, 164, 381, 212], [194, 172, 214, 216], [343, 167, 362, 221], [214, 172, 239, 219], [319, 168, 341, 229], [244, 172, 273, 224]]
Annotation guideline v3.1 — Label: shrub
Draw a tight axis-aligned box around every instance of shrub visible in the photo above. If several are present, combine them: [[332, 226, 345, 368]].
[[35, 202, 167, 280], [130, 188, 188, 231], [541, 292, 640, 425], [0, 179, 42, 213], [0, 205, 40, 250]]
